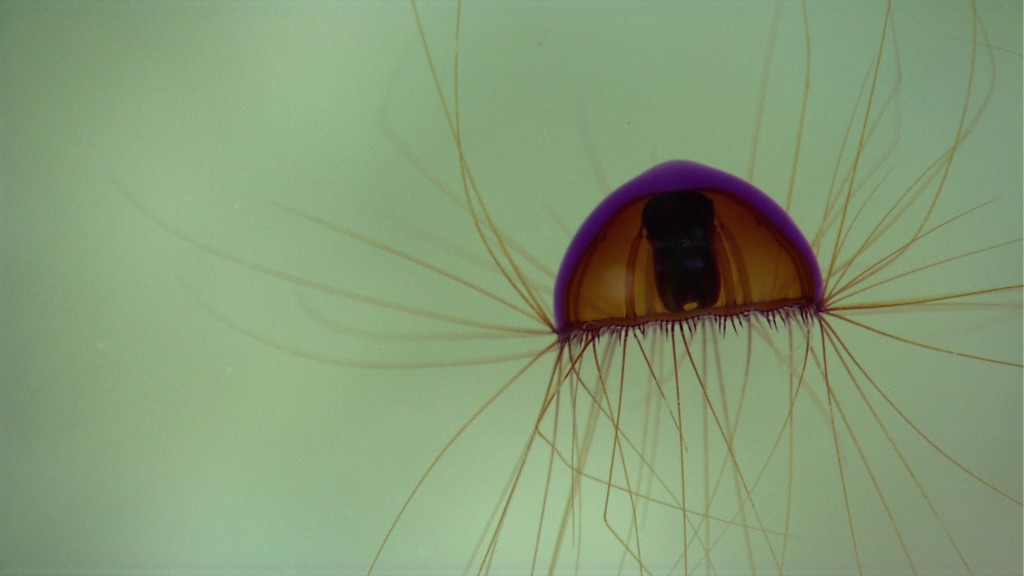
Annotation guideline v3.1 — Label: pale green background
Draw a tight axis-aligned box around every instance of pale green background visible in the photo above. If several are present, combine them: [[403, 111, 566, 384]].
[[1, 1, 1021, 574]]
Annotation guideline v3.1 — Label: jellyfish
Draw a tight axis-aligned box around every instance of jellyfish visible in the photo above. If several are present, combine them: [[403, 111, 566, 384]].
[[348, 1, 1022, 573], [108, 0, 1021, 574]]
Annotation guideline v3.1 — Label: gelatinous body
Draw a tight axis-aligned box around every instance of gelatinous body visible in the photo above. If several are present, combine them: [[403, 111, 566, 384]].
[[556, 161, 822, 332]]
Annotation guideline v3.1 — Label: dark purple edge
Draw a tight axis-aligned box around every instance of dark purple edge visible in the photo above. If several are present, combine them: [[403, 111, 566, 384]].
[[553, 160, 824, 333]]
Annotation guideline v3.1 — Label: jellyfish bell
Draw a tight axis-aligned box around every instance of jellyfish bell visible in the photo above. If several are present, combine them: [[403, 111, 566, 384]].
[[555, 160, 823, 334]]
